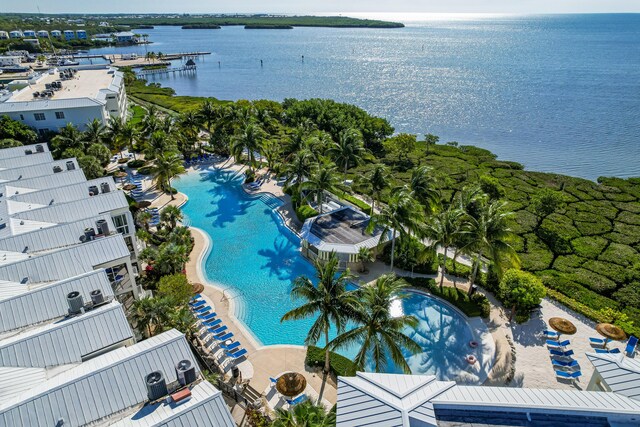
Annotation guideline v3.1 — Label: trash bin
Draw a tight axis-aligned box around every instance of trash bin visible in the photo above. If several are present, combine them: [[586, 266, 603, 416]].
[[469, 285, 478, 296]]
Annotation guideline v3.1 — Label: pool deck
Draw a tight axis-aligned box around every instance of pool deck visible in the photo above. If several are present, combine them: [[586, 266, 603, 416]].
[[155, 157, 618, 412]]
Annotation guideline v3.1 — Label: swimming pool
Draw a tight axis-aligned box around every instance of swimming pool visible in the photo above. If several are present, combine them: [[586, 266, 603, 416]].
[[175, 168, 480, 380]]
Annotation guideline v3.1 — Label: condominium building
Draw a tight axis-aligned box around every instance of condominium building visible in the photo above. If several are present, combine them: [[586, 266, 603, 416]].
[[0, 67, 128, 134]]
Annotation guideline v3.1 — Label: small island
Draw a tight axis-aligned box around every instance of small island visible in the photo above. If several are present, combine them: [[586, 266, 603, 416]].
[[245, 24, 293, 29], [181, 24, 222, 29]]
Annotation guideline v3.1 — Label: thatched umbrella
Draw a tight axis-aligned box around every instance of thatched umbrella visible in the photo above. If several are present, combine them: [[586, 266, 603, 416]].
[[596, 323, 627, 348], [549, 317, 577, 338], [275, 372, 307, 398], [123, 184, 138, 191], [137, 201, 152, 209], [115, 171, 128, 182], [192, 283, 204, 294]]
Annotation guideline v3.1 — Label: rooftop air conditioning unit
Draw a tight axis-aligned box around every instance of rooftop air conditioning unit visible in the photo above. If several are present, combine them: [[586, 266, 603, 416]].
[[35, 144, 44, 153], [67, 291, 84, 315], [146, 371, 168, 401], [88, 185, 99, 196], [83, 227, 96, 241], [100, 182, 111, 193], [175, 359, 197, 386], [90, 289, 104, 306], [96, 219, 110, 236]]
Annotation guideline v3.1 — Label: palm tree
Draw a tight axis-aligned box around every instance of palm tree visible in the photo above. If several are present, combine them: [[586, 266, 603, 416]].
[[198, 100, 218, 133], [272, 400, 336, 427], [284, 150, 313, 188], [329, 128, 366, 179], [120, 121, 139, 158], [409, 166, 440, 214], [83, 118, 107, 146], [51, 123, 84, 156], [367, 190, 424, 270], [166, 306, 198, 341], [230, 123, 265, 172], [151, 152, 185, 200], [465, 200, 520, 291], [329, 274, 421, 374], [362, 163, 389, 212], [281, 252, 357, 404], [179, 111, 201, 142], [301, 164, 340, 214], [161, 205, 183, 230], [141, 106, 160, 136], [106, 117, 126, 158], [424, 206, 467, 289], [136, 210, 153, 232], [145, 131, 176, 159], [130, 297, 171, 337], [357, 246, 374, 273]]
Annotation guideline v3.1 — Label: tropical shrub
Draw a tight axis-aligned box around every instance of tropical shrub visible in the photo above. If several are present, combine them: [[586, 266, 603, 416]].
[[498, 269, 546, 321], [305, 346, 357, 377]]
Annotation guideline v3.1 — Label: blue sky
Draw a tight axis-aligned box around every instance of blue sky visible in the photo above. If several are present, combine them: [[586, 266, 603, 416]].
[[7, 1, 640, 14]]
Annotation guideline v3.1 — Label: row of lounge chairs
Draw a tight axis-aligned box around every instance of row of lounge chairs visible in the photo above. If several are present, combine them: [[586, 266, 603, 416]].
[[184, 154, 222, 166], [545, 332, 583, 381], [189, 295, 249, 365], [589, 335, 638, 356]]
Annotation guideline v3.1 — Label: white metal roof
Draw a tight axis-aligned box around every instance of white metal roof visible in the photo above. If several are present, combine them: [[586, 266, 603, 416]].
[[7, 176, 116, 206], [0, 152, 53, 170], [0, 159, 79, 183], [0, 234, 130, 285], [0, 169, 86, 198], [111, 380, 235, 427], [0, 330, 207, 427], [0, 301, 132, 369], [0, 214, 113, 258], [337, 372, 640, 427], [0, 144, 50, 160], [0, 97, 106, 113], [0, 270, 114, 334], [587, 352, 640, 400]]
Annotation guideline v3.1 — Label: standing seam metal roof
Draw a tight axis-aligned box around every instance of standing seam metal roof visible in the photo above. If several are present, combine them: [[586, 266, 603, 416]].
[[0, 301, 132, 368], [0, 270, 114, 333], [587, 352, 640, 400]]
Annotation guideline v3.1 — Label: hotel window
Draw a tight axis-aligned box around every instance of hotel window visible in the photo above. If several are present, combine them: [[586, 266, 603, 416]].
[[34, 113, 46, 121], [113, 214, 130, 234], [19, 114, 24, 120], [55, 111, 65, 119]]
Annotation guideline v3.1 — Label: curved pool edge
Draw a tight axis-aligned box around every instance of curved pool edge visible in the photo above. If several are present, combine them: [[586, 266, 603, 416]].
[[406, 287, 496, 385]]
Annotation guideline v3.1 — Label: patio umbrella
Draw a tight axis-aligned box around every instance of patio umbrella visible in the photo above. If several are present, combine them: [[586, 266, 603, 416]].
[[276, 372, 307, 398], [192, 283, 204, 294], [549, 317, 577, 337], [123, 184, 138, 191], [115, 171, 128, 181], [596, 323, 627, 348], [137, 201, 152, 209]]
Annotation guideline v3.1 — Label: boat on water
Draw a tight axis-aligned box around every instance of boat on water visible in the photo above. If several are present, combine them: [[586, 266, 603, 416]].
[[0, 65, 30, 73], [58, 59, 80, 66]]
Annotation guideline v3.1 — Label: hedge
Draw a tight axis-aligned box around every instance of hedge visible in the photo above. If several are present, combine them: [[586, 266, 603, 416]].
[[306, 346, 357, 377], [295, 204, 319, 222]]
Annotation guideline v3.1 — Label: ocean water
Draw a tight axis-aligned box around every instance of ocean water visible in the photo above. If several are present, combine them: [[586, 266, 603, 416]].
[[174, 168, 478, 379], [91, 14, 640, 180]]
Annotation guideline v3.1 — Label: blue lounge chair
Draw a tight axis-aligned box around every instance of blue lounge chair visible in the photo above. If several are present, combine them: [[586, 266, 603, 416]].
[[226, 348, 247, 358], [190, 300, 205, 308], [589, 337, 606, 346], [216, 332, 234, 342], [198, 312, 216, 321], [204, 318, 222, 328], [544, 330, 559, 338], [552, 359, 580, 368], [222, 341, 241, 351], [555, 370, 582, 380], [548, 349, 574, 357], [269, 377, 278, 384], [546, 339, 570, 348], [285, 394, 308, 406], [595, 348, 621, 354], [190, 294, 201, 301], [194, 305, 212, 313], [626, 336, 638, 356], [209, 325, 227, 335]]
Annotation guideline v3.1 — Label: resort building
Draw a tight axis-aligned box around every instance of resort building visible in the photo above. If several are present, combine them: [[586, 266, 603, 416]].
[[0, 67, 128, 133], [0, 330, 235, 427], [587, 352, 640, 400], [50, 30, 62, 38], [23, 39, 40, 47], [0, 31, 8, 40], [9, 31, 22, 39], [336, 372, 640, 426], [300, 206, 393, 269], [115, 31, 138, 44], [22, 30, 36, 37], [76, 29, 87, 39], [36, 30, 48, 38], [63, 29, 75, 40], [0, 142, 48, 159], [0, 56, 22, 67]]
